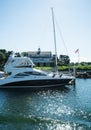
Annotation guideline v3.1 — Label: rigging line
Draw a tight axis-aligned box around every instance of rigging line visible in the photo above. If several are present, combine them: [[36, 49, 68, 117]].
[[53, 14, 69, 56]]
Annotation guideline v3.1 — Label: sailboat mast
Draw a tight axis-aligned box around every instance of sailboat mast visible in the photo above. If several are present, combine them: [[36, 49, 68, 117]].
[[51, 8, 58, 72]]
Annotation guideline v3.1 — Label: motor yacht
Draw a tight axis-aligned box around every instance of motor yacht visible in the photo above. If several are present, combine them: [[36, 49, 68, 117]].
[[0, 55, 74, 88]]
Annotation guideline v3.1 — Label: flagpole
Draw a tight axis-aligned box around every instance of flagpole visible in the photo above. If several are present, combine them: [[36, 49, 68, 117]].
[[75, 48, 80, 65], [74, 48, 79, 76], [78, 49, 80, 65]]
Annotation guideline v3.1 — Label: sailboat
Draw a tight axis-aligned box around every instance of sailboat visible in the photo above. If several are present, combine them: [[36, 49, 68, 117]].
[[51, 8, 75, 81]]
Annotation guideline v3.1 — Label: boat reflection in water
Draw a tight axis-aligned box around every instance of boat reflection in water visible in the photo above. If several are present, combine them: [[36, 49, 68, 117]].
[[0, 54, 74, 88]]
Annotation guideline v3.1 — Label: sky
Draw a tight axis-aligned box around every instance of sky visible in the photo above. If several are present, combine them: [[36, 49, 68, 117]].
[[0, 0, 91, 62]]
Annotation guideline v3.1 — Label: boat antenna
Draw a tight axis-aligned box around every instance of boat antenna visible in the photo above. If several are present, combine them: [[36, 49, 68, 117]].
[[51, 8, 58, 72]]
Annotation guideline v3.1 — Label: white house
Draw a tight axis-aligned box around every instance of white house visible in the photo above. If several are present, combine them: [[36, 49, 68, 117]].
[[27, 48, 53, 66]]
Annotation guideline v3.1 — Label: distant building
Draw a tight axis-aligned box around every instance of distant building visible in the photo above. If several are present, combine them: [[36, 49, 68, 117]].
[[27, 48, 53, 66]]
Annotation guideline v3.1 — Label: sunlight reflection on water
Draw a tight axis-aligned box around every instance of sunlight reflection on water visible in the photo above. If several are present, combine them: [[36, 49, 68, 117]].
[[0, 79, 91, 129]]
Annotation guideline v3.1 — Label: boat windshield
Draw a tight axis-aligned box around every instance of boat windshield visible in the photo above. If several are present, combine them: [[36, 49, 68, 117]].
[[14, 71, 47, 78], [15, 59, 32, 67], [5, 57, 34, 73]]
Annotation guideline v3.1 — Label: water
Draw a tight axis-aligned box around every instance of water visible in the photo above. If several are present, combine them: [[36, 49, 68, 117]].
[[0, 79, 91, 130]]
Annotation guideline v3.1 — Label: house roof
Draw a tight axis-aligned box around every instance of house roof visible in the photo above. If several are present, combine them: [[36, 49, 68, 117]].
[[27, 51, 52, 58]]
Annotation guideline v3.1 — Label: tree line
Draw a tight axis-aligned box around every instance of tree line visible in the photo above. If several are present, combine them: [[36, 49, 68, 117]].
[[0, 49, 91, 70], [0, 49, 12, 67]]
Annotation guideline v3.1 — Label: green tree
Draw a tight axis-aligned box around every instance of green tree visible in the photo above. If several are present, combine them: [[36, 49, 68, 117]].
[[21, 52, 28, 57], [0, 49, 12, 66], [59, 55, 70, 65], [0, 51, 6, 64]]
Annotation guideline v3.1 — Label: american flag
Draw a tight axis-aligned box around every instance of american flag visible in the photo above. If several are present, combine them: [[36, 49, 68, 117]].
[[75, 49, 79, 53]]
